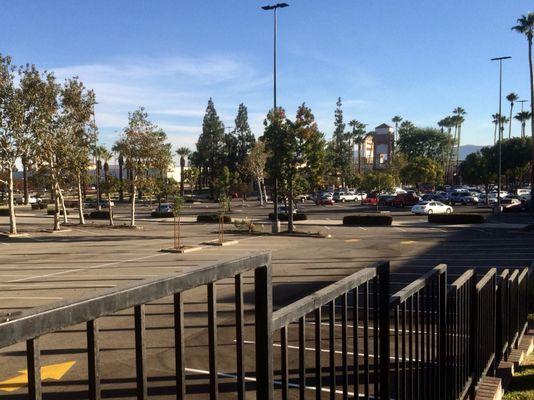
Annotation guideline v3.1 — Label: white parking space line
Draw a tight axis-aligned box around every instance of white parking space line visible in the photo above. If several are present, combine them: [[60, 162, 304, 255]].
[[6, 253, 167, 283], [358, 227, 368, 231]]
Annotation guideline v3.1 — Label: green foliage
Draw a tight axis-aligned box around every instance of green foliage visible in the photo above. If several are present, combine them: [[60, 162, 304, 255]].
[[328, 98, 352, 184], [397, 127, 449, 160], [360, 171, 396, 193], [400, 156, 444, 186], [173, 196, 183, 216]]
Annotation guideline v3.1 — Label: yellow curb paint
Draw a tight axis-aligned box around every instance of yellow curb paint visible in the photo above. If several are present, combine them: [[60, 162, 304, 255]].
[[401, 240, 416, 244], [345, 239, 361, 243], [0, 361, 76, 392]]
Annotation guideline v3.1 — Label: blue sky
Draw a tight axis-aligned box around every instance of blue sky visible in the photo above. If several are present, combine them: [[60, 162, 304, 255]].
[[1, 0, 533, 151]]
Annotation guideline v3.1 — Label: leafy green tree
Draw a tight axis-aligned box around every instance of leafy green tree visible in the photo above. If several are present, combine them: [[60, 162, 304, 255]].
[[512, 13, 534, 196], [196, 98, 225, 197], [234, 103, 255, 170], [183, 166, 200, 196], [400, 157, 444, 188], [360, 171, 396, 193], [244, 141, 268, 205], [397, 127, 449, 161], [328, 98, 352, 186], [61, 77, 96, 224], [0, 54, 23, 234], [114, 107, 171, 227], [460, 150, 495, 203]]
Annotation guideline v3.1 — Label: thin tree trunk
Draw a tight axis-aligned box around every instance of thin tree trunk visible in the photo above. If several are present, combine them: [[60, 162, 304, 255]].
[[108, 192, 114, 226], [77, 173, 85, 225], [130, 182, 136, 227], [509, 104, 514, 139], [53, 183, 61, 231], [257, 177, 264, 206], [8, 169, 17, 235], [56, 183, 68, 224], [22, 159, 29, 205], [288, 176, 294, 233]]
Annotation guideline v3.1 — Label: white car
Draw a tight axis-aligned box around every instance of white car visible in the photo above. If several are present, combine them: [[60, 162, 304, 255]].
[[333, 191, 357, 202], [411, 201, 453, 215]]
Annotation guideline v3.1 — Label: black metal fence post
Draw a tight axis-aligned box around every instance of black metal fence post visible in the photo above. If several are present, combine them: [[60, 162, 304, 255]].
[[438, 268, 447, 400], [379, 261, 391, 400], [255, 263, 273, 400]]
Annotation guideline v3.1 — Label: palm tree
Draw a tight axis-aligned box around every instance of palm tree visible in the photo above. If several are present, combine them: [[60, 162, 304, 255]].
[[349, 120, 367, 173], [391, 115, 402, 145], [515, 110, 532, 138], [492, 113, 501, 144], [176, 147, 191, 197], [500, 116, 510, 141], [506, 92, 519, 138], [452, 107, 466, 173], [512, 13, 534, 194]]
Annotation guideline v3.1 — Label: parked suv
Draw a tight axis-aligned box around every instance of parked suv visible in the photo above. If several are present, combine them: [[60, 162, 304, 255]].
[[449, 191, 479, 205], [333, 191, 357, 202]]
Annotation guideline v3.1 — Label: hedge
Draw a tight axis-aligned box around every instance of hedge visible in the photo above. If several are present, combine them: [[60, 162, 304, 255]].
[[0, 209, 11, 216], [196, 214, 232, 223], [151, 211, 175, 218], [89, 211, 111, 219], [268, 212, 308, 221], [428, 213, 484, 224], [342, 214, 392, 226], [31, 203, 47, 210]]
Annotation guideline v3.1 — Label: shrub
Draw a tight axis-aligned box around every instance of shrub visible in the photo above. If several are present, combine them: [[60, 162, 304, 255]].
[[196, 214, 232, 223], [342, 214, 392, 226], [31, 203, 47, 210], [47, 209, 69, 216], [428, 213, 484, 224], [151, 211, 175, 218], [0, 209, 11, 216], [89, 211, 111, 219], [268, 213, 308, 221]]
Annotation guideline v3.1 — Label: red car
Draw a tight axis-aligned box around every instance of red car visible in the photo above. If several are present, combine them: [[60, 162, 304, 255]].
[[391, 193, 421, 207], [318, 195, 334, 205], [362, 193, 379, 205]]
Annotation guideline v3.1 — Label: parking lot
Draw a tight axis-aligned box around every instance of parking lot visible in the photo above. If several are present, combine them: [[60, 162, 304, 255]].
[[0, 201, 533, 398]]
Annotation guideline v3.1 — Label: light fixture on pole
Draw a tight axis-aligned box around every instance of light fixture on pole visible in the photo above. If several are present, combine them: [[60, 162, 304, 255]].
[[262, 2, 289, 233], [491, 56, 511, 214]]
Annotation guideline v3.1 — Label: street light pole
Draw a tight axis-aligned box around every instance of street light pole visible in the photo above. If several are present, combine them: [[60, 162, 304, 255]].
[[491, 56, 511, 214], [262, 2, 289, 233]]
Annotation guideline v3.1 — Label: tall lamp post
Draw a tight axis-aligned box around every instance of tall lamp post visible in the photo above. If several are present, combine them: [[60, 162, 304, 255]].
[[491, 56, 511, 214], [262, 2, 289, 233]]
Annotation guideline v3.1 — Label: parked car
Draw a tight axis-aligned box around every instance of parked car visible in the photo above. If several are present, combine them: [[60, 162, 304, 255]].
[[391, 192, 421, 207], [411, 201, 453, 215], [501, 198, 526, 212], [154, 203, 173, 214], [354, 192, 367, 201], [318, 194, 334, 205], [277, 204, 298, 214], [378, 194, 396, 206], [361, 193, 379, 205], [333, 191, 357, 202], [85, 199, 115, 209]]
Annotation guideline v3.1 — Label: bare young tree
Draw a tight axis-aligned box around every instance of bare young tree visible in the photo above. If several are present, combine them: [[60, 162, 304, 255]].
[[244, 141, 268, 205]]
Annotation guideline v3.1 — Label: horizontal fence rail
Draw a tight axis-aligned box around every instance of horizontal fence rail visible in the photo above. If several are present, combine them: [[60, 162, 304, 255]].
[[0, 255, 530, 400]]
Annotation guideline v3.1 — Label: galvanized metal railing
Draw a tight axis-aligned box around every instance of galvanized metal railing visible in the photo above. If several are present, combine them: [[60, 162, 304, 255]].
[[0, 252, 273, 400], [270, 261, 390, 400], [389, 264, 447, 400]]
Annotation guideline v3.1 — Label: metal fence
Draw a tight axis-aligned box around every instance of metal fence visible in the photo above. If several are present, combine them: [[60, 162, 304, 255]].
[[0, 255, 530, 400]]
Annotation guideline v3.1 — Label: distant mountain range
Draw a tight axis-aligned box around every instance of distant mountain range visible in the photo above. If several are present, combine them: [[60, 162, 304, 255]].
[[459, 145, 484, 160]]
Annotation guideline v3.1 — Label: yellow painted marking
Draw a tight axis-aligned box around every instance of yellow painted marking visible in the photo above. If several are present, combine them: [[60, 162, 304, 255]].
[[345, 239, 360, 243], [401, 240, 416, 245], [0, 361, 76, 392]]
